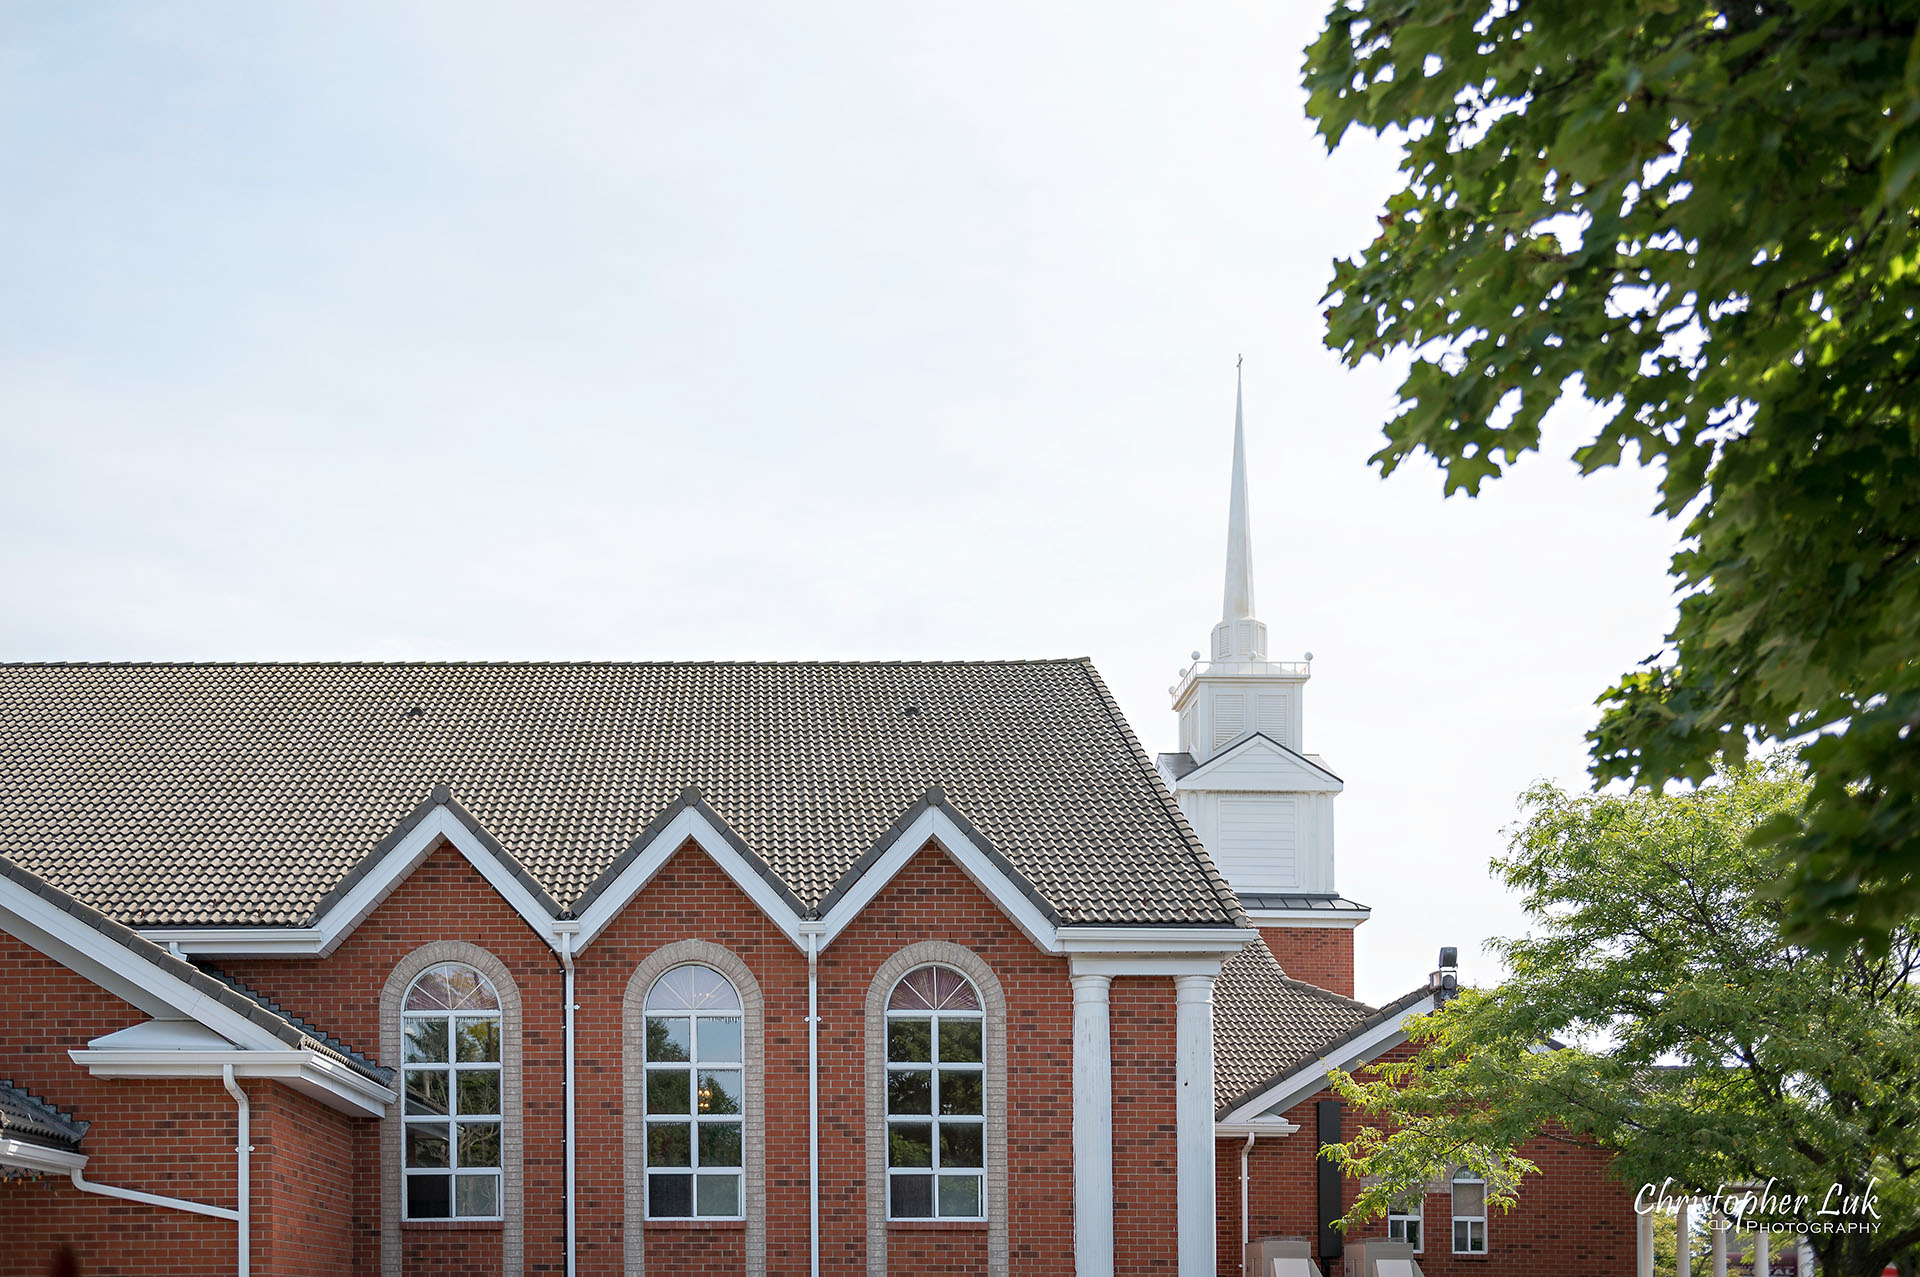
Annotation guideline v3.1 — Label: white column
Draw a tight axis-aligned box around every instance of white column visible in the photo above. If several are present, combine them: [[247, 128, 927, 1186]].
[[1175, 975, 1217, 1277], [1072, 974, 1115, 1277], [1636, 1209, 1655, 1277], [1797, 1239, 1816, 1275], [1754, 1224, 1769, 1277], [1676, 1203, 1692, 1277], [1711, 1209, 1728, 1277]]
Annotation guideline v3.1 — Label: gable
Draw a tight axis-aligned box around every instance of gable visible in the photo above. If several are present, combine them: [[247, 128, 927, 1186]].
[[1171, 733, 1342, 794]]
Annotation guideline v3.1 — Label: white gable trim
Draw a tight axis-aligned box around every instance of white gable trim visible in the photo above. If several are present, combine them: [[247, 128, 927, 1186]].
[[0, 877, 294, 1055], [310, 805, 559, 956], [1216, 997, 1434, 1124], [142, 804, 562, 958], [1172, 733, 1343, 794], [137, 797, 1246, 968], [816, 806, 1060, 953], [570, 805, 809, 952]]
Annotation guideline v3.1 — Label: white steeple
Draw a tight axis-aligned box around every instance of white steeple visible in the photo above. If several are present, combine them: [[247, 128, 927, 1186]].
[[1160, 360, 1350, 914], [1212, 358, 1268, 664]]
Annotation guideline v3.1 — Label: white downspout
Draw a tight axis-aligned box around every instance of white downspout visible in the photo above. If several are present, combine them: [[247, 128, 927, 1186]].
[[806, 927, 822, 1277], [1241, 1130, 1256, 1275], [221, 1063, 251, 1277], [559, 927, 578, 1277]]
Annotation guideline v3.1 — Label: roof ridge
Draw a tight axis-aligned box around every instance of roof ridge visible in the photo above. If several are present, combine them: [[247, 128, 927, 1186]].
[[1074, 658, 1249, 929]]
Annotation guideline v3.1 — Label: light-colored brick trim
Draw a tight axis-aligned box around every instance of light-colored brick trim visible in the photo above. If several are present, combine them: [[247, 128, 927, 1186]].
[[623, 940, 766, 1277], [864, 942, 1009, 1277], [380, 940, 524, 1277]]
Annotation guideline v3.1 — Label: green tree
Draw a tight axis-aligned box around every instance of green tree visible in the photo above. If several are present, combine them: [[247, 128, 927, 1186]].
[[1304, 0, 1920, 946], [1322, 757, 1920, 1274]]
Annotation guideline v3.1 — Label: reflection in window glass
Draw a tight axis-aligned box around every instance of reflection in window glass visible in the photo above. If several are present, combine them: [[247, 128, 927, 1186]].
[[885, 965, 985, 1220], [401, 963, 504, 1220], [644, 964, 745, 1219]]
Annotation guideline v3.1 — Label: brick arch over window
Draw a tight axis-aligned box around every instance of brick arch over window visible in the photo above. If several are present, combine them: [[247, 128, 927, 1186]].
[[864, 941, 1009, 1277], [623, 939, 767, 1277], [380, 940, 525, 1277]]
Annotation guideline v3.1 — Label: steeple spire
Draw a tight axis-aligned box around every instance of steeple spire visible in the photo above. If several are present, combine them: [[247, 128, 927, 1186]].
[[1223, 356, 1255, 622], [1209, 358, 1268, 663]]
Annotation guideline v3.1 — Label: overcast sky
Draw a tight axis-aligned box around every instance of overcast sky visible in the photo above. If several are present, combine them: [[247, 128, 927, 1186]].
[[1, 3, 1679, 1003]]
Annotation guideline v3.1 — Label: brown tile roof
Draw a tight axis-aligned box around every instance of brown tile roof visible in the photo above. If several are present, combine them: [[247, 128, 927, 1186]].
[[1212, 937, 1433, 1114], [0, 660, 1242, 930]]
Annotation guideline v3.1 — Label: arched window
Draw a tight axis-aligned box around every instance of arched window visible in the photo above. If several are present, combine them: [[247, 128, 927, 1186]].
[[401, 961, 503, 1221], [642, 964, 745, 1220], [883, 964, 985, 1220]]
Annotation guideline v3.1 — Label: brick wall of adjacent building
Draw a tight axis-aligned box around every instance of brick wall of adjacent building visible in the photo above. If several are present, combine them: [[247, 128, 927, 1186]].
[[0, 929, 242, 1277], [1258, 926, 1355, 998], [1217, 1064, 1634, 1275]]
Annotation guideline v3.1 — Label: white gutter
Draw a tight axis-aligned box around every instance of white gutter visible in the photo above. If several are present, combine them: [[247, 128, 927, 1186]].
[[557, 924, 579, 1277], [221, 1064, 252, 1277]]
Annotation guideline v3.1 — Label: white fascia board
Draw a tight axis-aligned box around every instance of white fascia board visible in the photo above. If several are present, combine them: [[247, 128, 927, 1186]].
[[817, 808, 1060, 954], [70, 1048, 396, 1118], [1244, 910, 1369, 930], [138, 927, 326, 955], [1217, 1002, 1433, 1125], [0, 1137, 88, 1175], [1061, 926, 1256, 978], [0, 884, 289, 1055], [570, 806, 807, 953]]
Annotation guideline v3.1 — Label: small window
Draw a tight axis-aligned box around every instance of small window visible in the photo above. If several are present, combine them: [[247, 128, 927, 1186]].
[[642, 965, 745, 1220], [1388, 1192, 1423, 1252], [1452, 1172, 1487, 1254], [401, 962, 504, 1220], [884, 965, 985, 1220]]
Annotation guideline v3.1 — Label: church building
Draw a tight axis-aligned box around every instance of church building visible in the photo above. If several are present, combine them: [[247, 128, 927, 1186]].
[[0, 377, 1634, 1275]]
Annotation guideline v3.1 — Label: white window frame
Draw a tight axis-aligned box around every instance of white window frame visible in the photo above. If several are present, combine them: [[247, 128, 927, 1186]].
[[883, 964, 987, 1222], [1388, 1193, 1424, 1253], [641, 964, 747, 1222], [400, 964, 505, 1222], [1452, 1172, 1488, 1254]]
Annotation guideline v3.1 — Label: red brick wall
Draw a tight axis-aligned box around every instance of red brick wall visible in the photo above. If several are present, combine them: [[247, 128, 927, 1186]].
[[5, 834, 1205, 1276], [0, 929, 240, 1277], [1112, 976, 1179, 1273], [222, 842, 556, 1276], [1258, 926, 1355, 998], [250, 1083, 373, 1277], [220, 836, 1125, 1277]]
